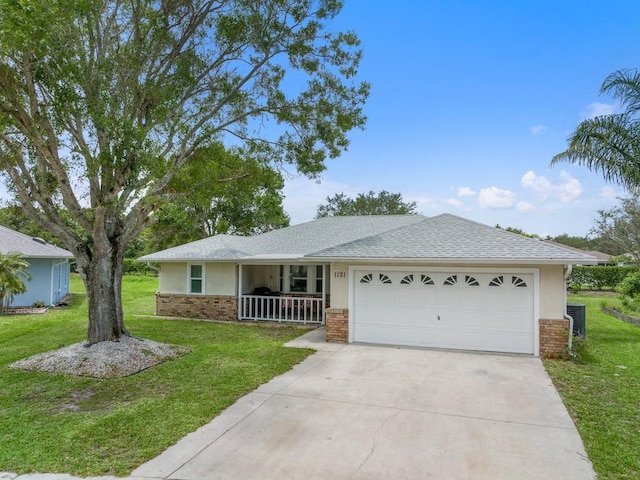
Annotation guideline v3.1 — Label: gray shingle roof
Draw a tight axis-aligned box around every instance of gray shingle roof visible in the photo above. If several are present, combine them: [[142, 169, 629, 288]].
[[0, 225, 73, 259], [139, 214, 597, 265], [309, 214, 597, 263], [139, 215, 422, 261]]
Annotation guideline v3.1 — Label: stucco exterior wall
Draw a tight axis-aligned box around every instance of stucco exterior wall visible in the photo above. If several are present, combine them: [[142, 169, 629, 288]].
[[159, 263, 187, 294], [539, 265, 565, 319], [159, 262, 237, 295], [206, 263, 237, 295], [329, 263, 350, 308]]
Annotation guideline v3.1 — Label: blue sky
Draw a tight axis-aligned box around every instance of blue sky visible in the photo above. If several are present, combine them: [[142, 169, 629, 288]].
[[282, 0, 640, 237]]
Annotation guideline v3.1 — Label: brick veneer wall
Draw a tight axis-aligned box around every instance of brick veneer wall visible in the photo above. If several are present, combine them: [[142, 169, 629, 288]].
[[156, 293, 237, 321], [326, 308, 348, 343], [539, 318, 570, 356]]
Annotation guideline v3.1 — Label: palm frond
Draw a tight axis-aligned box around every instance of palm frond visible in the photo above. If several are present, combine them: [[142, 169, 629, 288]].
[[552, 114, 640, 190], [602, 69, 640, 115]]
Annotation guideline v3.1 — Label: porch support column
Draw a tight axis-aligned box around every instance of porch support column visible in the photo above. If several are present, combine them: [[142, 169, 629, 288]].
[[237, 264, 243, 320], [322, 264, 326, 325]]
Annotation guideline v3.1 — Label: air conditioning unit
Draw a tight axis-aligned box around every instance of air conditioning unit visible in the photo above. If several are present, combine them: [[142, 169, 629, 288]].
[[567, 303, 586, 338]]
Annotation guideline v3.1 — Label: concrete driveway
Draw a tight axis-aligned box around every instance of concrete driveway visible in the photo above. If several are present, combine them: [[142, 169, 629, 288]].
[[132, 328, 595, 480]]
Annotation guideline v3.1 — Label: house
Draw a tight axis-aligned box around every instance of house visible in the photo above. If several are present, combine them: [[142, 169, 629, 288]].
[[542, 239, 612, 265], [139, 214, 597, 356], [0, 225, 74, 307]]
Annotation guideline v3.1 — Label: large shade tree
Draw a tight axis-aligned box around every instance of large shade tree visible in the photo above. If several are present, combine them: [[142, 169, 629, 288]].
[[146, 143, 290, 252], [552, 68, 640, 191], [0, 0, 368, 343]]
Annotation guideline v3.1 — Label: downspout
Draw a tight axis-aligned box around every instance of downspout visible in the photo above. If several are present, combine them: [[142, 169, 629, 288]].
[[145, 262, 160, 273], [564, 264, 574, 351]]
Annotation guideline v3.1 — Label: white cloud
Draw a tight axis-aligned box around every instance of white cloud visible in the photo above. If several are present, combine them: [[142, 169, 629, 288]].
[[478, 187, 516, 208], [583, 102, 618, 120], [521, 170, 582, 203], [530, 125, 547, 136], [457, 186, 476, 197], [446, 198, 467, 210], [599, 186, 618, 199], [517, 201, 536, 213]]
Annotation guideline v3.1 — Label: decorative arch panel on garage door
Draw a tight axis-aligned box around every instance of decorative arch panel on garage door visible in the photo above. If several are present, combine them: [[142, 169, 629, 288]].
[[352, 268, 536, 354]]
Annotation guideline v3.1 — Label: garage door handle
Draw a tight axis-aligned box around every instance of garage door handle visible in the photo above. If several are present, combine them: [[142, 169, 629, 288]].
[[437, 315, 440, 321]]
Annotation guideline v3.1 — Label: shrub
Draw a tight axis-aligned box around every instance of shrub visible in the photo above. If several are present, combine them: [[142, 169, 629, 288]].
[[569, 335, 590, 362], [569, 266, 635, 291]]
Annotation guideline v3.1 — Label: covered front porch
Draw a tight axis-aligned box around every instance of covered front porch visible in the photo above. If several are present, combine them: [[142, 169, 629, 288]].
[[238, 263, 329, 325]]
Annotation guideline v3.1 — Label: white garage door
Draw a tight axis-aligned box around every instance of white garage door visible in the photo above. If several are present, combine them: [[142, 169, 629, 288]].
[[353, 269, 535, 354]]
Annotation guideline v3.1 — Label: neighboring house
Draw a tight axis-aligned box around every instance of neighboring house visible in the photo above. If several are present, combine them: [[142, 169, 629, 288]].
[[139, 214, 597, 356], [0, 225, 74, 307], [542, 240, 612, 265]]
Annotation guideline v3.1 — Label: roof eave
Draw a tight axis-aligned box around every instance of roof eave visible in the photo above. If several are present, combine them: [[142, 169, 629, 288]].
[[303, 256, 598, 265]]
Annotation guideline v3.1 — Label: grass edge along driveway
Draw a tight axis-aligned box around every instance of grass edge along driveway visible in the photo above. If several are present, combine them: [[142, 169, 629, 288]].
[[0, 274, 314, 477], [544, 294, 640, 480]]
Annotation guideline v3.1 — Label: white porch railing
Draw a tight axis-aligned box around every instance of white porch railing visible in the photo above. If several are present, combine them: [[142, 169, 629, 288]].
[[240, 295, 324, 324]]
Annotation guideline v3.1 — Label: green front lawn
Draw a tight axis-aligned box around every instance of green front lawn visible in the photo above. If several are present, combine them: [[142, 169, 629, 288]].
[[0, 274, 314, 477], [544, 294, 640, 479]]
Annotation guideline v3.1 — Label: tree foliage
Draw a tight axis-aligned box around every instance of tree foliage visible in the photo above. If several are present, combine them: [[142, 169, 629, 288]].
[[494, 225, 538, 238], [569, 265, 634, 292], [591, 195, 640, 261], [0, 0, 368, 343], [550, 234, 596, 251], [0, 253, 30, 314], [315, 190, 418, 217], [0, 204, 62, 247], [552, 68, 640, 191], [146, 143, 289, 252]]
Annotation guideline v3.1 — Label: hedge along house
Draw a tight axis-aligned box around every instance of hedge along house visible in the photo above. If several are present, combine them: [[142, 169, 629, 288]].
[[139, 214, 597, 356], [0, 225, 74, 307]]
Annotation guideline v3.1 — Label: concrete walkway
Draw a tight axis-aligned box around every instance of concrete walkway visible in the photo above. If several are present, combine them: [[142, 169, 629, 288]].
[[4, 328, 595, 480]]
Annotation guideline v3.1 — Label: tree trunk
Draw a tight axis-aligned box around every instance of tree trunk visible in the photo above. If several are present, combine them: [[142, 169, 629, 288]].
[[79, 231, 129, 345]]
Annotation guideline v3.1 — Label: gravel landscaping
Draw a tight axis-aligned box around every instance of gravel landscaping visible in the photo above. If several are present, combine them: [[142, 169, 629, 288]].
[[8, 336, 190, 379]]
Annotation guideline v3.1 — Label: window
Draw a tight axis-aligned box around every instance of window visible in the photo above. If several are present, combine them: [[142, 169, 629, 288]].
[[379, 274, 392, 284], [512, 276, 527, 288], [189, 264, 204, 294], [401, 274, 414, 285], [290, 265, 308, 292], [465, 275, 479, 286], [443, 275, 457, 286], [279, 265, 326, 293], [421, 275, 434, 285], [360, 273, 373, 284]]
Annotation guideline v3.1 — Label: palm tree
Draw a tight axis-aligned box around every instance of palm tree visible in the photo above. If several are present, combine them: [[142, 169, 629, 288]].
[[552, 69, 640, 191], [0, 253, 31, 314]]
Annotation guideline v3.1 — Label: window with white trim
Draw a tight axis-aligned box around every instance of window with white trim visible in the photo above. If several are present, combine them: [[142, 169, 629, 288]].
[[279, 265, 324, 293], [189, 264, 204, 294]]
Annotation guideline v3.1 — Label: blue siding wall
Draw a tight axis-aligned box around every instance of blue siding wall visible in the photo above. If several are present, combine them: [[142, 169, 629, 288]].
[[9, 258, 70, 307]]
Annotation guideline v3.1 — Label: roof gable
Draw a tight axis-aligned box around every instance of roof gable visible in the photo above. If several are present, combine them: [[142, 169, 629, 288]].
[[0, 225, 73, 259]]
